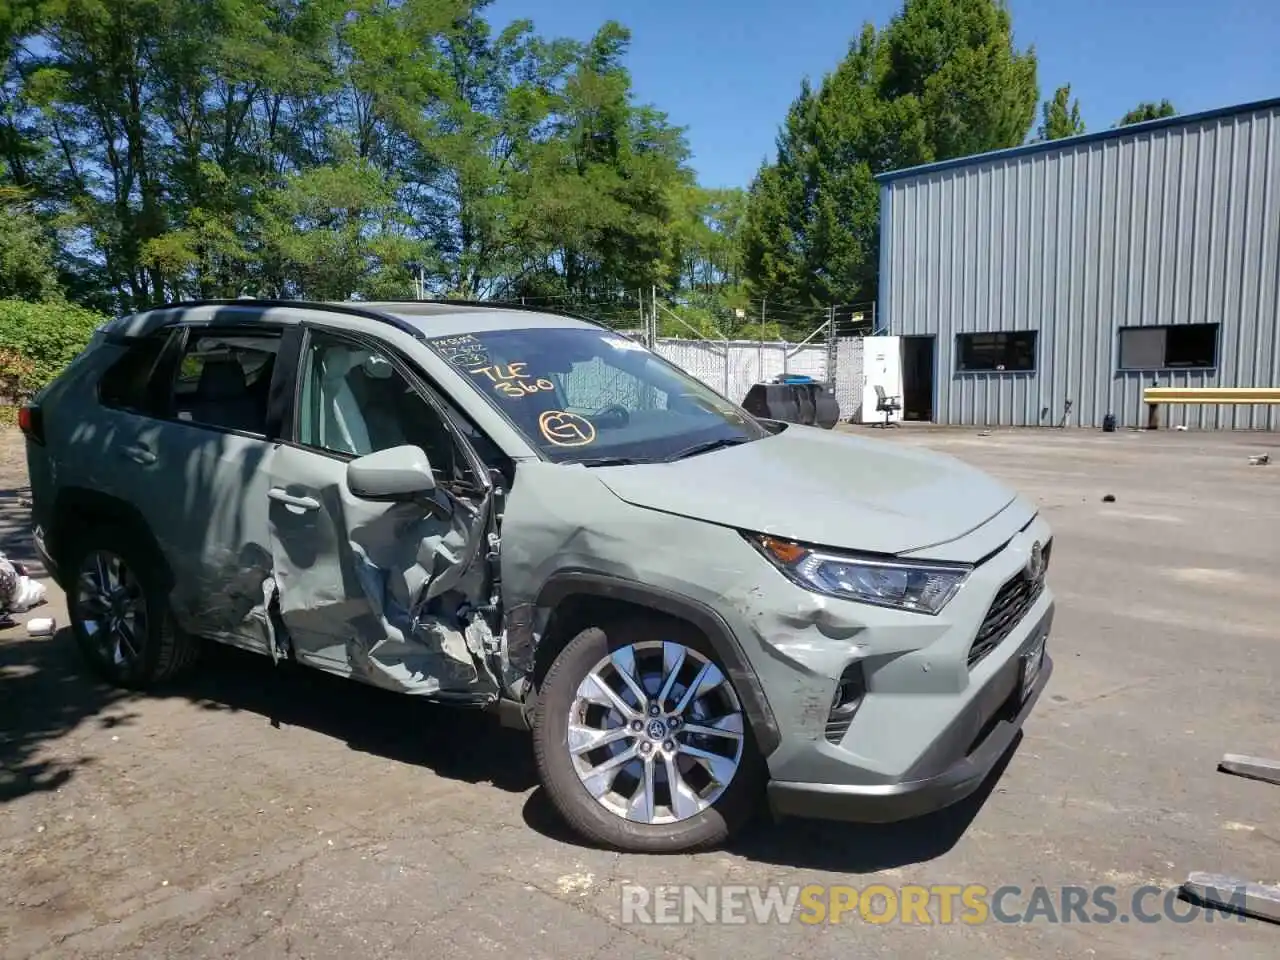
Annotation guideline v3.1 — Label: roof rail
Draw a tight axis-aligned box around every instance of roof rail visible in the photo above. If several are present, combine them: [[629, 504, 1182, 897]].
[[132, 298, 425, 338], [363, 297, 612, 331], [136, 296, 618, 337]]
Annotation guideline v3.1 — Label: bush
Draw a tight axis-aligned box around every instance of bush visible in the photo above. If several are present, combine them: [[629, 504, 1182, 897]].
[[0, 298, 108, 402]]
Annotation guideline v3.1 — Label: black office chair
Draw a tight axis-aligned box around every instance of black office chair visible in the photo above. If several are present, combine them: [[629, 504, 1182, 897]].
[[873, 384, 902, 428]]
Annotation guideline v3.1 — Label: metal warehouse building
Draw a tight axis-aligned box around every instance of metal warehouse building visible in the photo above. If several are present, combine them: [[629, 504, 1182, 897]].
[[876, 97, 1280, 429]]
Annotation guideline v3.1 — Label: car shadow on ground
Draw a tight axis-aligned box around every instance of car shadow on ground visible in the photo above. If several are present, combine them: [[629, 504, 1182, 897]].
[[0, 629, 538, 806], [520, 742, 1017, 872], [5, 624, 1015, 871], [0, 629, 132, 803], [174, 643, 540, 793], [4, 619, 1013, 871]]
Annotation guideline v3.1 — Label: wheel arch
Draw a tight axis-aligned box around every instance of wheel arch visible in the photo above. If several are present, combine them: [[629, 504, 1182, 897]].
[[50, 486, 175, 592], [533, 572, 781, 756]]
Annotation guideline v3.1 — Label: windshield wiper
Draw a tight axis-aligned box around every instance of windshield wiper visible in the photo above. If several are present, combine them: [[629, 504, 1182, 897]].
[[663, 437, 751, 462], [575, 455, 649, 467]]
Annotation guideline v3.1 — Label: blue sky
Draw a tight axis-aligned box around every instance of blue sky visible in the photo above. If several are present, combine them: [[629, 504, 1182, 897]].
[[487, 0, 1280, 189]]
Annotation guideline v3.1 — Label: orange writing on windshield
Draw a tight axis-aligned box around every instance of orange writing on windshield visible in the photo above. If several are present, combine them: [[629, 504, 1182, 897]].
[[470, 362, 555, 399]]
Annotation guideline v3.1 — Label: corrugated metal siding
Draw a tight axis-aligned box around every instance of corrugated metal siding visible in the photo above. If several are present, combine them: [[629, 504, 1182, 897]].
[[880, 102, 1280, 429]]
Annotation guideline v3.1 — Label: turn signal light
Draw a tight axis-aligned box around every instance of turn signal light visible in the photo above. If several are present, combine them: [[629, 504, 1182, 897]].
[[757, 536, 807, 565]]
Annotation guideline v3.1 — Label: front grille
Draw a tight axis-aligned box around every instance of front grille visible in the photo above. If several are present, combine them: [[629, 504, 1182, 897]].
[[824, 716, 854, 744], [967, 539, 1051, 667]]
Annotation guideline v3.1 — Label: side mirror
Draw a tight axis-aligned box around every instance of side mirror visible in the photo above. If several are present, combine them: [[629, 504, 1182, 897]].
[[346, 445, 436, 500]]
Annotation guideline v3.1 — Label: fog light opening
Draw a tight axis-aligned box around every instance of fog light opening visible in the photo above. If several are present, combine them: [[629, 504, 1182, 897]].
[[825, 663, 866, 743]]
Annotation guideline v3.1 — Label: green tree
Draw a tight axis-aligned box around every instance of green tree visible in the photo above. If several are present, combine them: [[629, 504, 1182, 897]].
[[879, 0, 1038, 159], [739, 80, 821, 306], [508, 21, 692, 301], [0, 187, 60, 300], [1, 0, 699, 312], [741, 0, 1038, 306], [0, 0, 45, 188], [253, 160, 425, 300], [1119, 99, 1176, 126], [1037, 84, 1084, 140], [667, 184, 745, 294]]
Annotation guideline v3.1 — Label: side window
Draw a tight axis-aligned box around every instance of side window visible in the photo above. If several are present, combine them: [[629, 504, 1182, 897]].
[[170, 330, 280, 435], [98, 332, 172, 414], [297, 331, 463, 481]]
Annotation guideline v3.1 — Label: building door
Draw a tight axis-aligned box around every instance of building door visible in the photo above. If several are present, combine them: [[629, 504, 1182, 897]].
[[901, 336, 935, 421], [859, 336, 903, 424]]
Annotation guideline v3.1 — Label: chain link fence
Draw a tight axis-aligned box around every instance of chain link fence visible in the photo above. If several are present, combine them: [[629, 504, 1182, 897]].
[[650, 335, 865, 422], [555, 335, 866, 421]]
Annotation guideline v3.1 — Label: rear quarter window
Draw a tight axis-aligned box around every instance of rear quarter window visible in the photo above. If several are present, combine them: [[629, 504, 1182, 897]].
[[97, 333, 172, 414]]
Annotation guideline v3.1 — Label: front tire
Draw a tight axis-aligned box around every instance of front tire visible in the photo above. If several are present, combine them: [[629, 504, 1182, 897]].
[[533, 615, 763, 852], [67, 526, 200, 689]]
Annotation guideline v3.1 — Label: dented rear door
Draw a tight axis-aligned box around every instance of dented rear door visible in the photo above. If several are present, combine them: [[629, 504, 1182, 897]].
[[266, 327, 499, 699]]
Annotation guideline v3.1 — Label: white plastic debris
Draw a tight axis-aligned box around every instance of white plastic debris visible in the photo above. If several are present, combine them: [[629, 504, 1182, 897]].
[[1247, 454, 1270, 466], [27, 617, 56, 637], [10, 577, 46, 613], [0, 552, 47, 614]]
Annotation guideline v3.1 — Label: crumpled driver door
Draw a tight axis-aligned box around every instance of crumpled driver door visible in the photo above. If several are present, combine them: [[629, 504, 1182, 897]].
[[265, 332, 500, 700]]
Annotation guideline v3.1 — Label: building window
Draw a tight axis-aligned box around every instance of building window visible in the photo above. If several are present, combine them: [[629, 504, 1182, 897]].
[[956, 331, 1037, 372], [1117, 324, 1219, 370]]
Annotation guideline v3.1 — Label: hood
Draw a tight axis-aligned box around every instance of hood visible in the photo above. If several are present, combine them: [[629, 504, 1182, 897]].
[[592, 426, 1025, 558]]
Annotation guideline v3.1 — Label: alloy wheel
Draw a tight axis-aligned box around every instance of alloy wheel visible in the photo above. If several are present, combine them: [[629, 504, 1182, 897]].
[[567, 640, 745, 824], [75, 550, 148, 676]]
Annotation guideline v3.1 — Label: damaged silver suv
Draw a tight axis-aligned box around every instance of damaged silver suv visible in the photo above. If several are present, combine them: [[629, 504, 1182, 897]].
[[22, 300, 1054, 853]]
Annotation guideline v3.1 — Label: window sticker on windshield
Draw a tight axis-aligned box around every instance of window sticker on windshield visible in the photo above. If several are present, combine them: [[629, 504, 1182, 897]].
[[538, 410, 596, 447], [602, 335, 648, 353], [469, 361, 556, 400], [427, 334, 490, 369]]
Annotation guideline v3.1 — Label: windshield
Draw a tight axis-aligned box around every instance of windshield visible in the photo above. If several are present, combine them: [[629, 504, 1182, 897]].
[[424, 327, 768, 463]]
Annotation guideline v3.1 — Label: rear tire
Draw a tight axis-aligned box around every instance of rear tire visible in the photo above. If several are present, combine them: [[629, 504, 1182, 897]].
[[533, 615, 763, 853], [66, 525, 201, 689]]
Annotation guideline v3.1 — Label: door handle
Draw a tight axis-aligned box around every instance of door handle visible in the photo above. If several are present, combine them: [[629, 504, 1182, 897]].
[[268, 488, 320, 511], [122, 444, 157, 465]]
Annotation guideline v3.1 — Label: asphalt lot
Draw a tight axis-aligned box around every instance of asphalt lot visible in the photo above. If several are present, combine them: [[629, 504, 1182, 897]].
[[2, 423, 1279, 959]]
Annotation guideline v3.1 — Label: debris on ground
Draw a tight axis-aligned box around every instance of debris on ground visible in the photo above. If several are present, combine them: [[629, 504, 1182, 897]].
[[0, 552, 47, 616], [1174, 424, 1188, 431], [1102, 494, 1116, 503], [1247, 454, 1269, 466], [26, 617, 56, 637], [1181, 871, 1280, 924]]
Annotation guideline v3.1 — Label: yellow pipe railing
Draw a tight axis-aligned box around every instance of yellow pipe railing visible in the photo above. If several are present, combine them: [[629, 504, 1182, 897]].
[[1143, 387, 1280, 405]]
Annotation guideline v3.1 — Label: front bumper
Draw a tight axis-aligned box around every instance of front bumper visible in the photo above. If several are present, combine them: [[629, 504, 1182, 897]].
[[768, 638, 1053, 822], [743, 511, 1057, 824]]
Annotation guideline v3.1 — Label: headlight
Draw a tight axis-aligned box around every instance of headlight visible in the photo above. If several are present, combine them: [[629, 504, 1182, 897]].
[[748, 534, 971, 615]]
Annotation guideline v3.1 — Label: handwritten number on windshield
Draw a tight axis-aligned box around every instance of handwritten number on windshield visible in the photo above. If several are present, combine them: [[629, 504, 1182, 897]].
[[470, 362, 555, 399]]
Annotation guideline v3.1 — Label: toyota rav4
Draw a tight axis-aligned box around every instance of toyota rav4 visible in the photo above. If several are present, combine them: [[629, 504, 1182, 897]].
[[21, 299, 1054, 853]]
